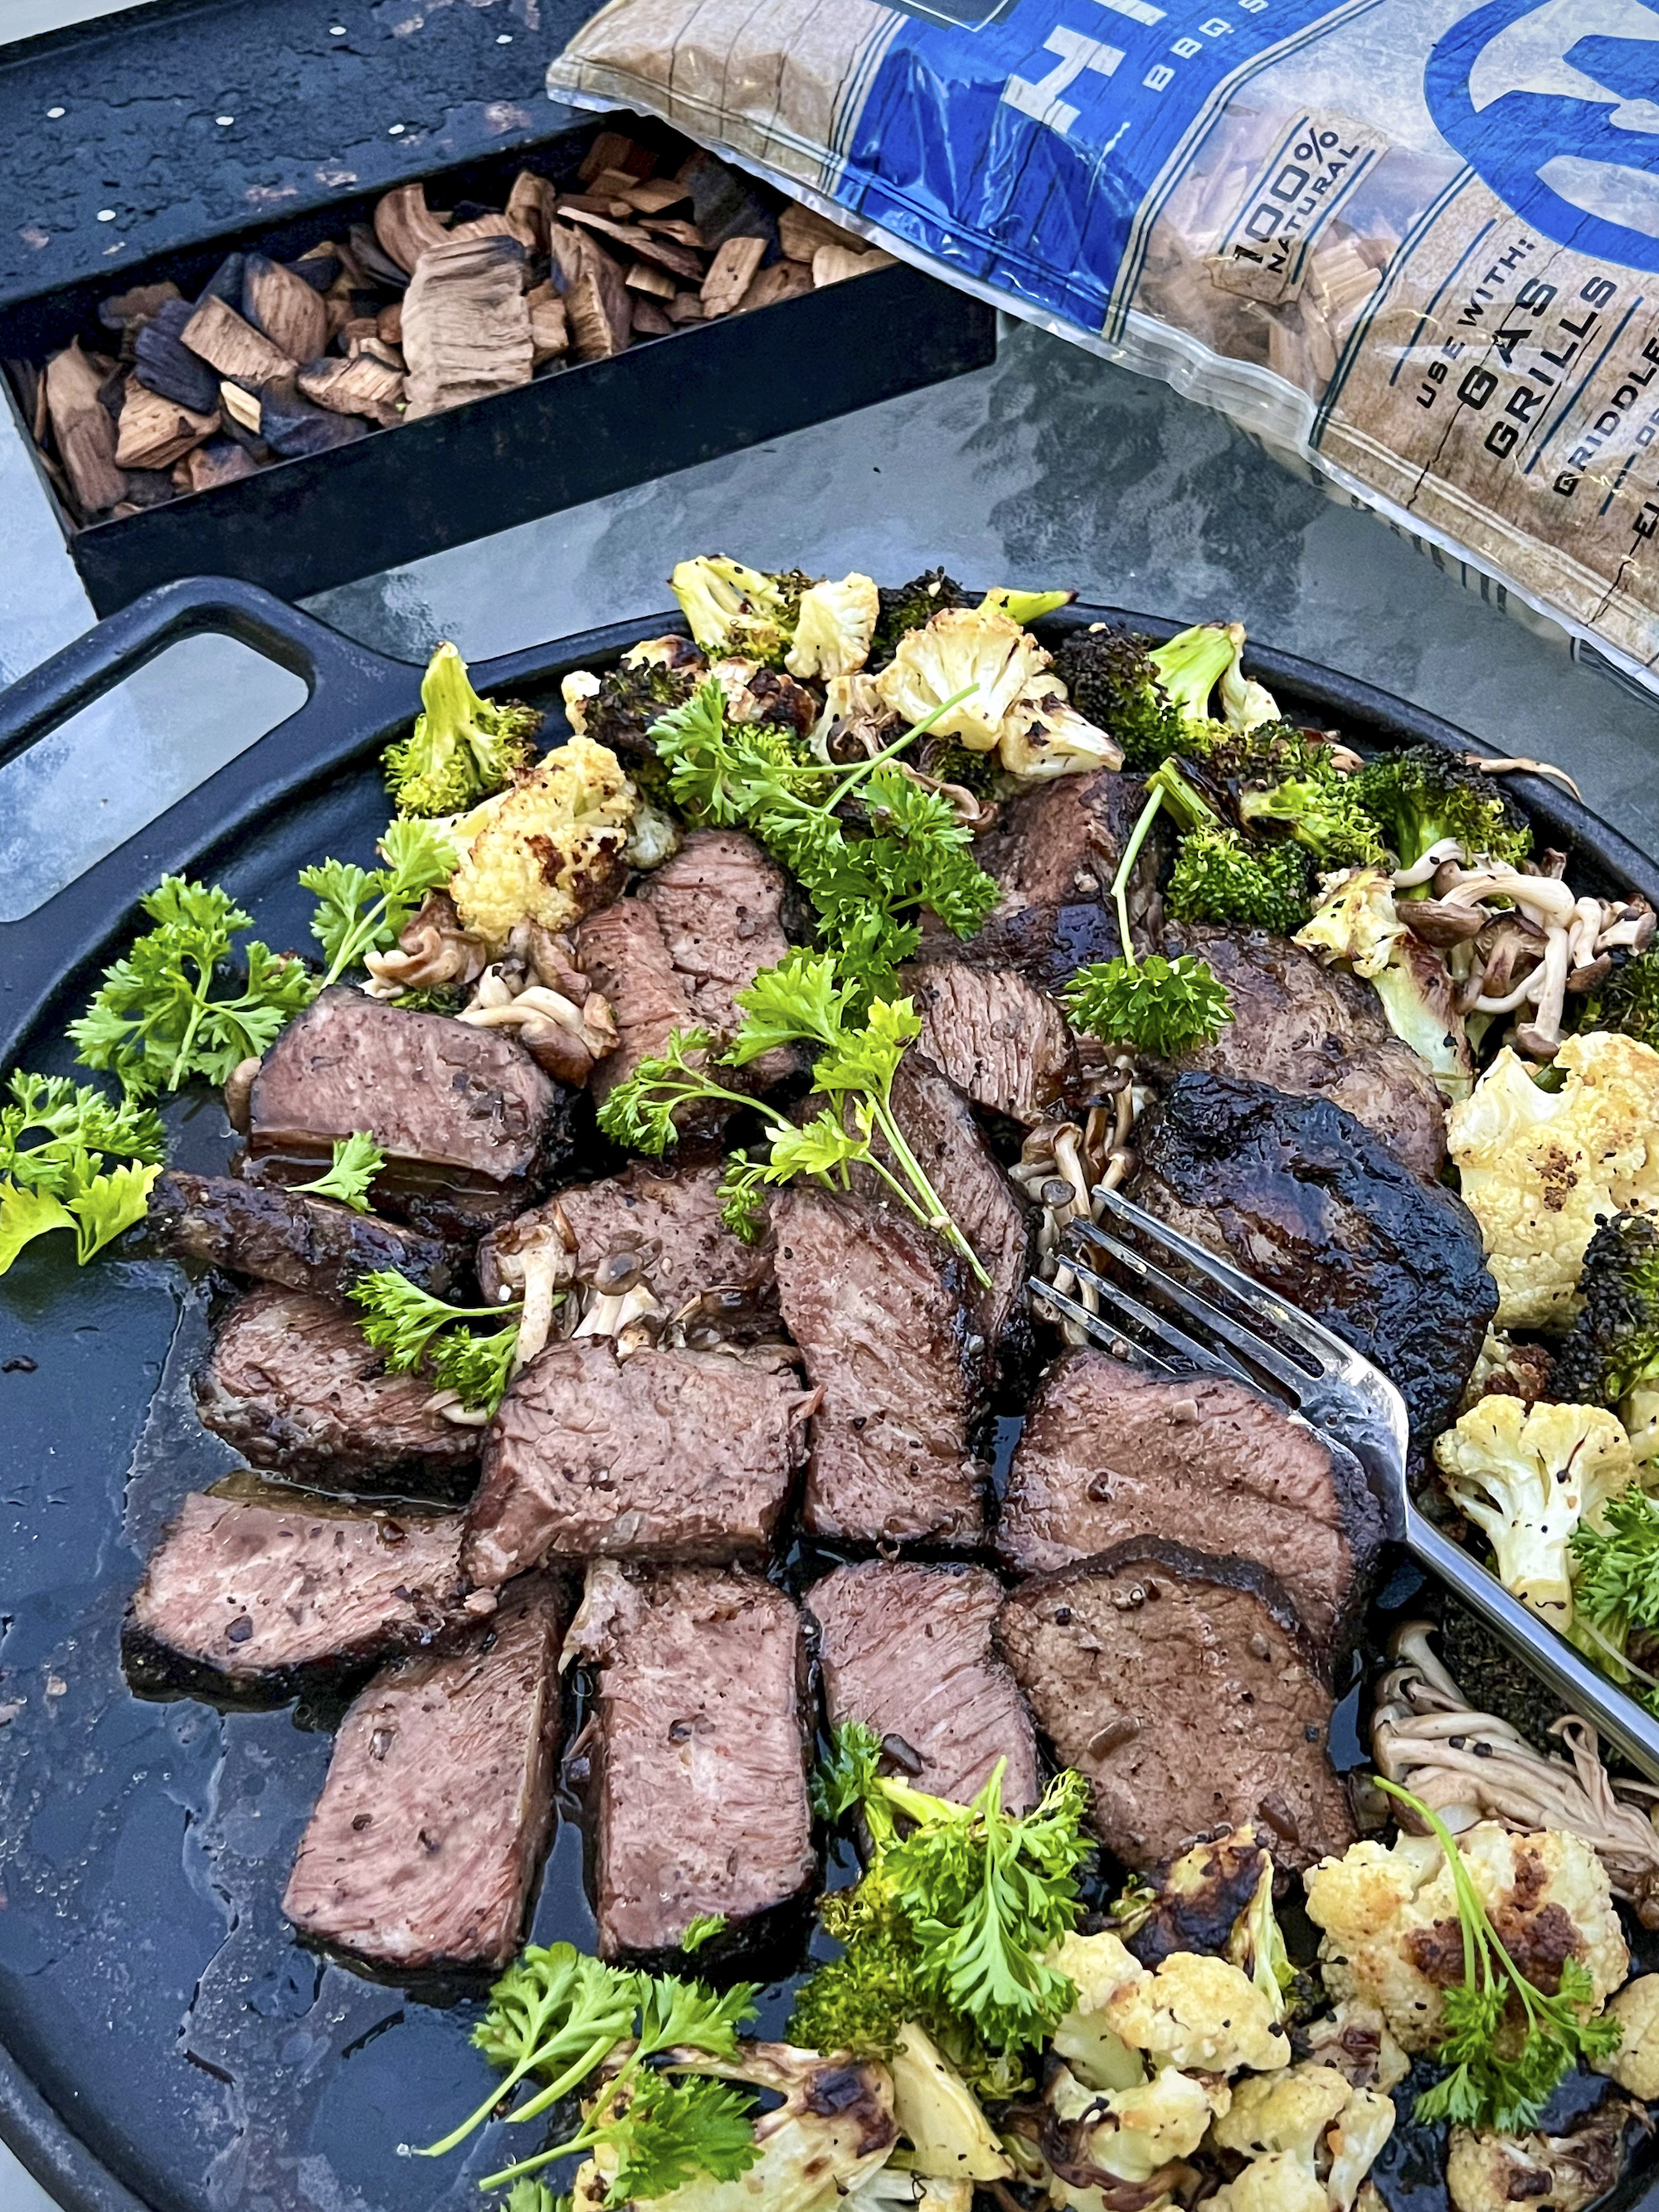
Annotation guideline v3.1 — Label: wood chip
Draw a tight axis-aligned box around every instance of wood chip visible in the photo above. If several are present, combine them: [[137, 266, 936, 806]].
[[219, 379, 262, 434], [625, 261, 676, 299], [182, 294, 295, 382], [185, 440, 258, 493], [298, 352, 405, 425], [134, 299, 222, 411], [338, 315, 381, 352], [377, 301, 403, 347], [778, 203, 859, 263], [255, 373, 370, 457], [242, 254, 328, 363], [701, 236, 767, 317], [735, 259, 813, 314], [525, 281, 569, 364], [44, 339, 125, 511], [350, 334, 405, 372], [628, 295, 674, 337], [547, 221, 586, 292], [642, 217, 705, 248], [622, 177, 690, 216], [114, 377, 219, 468], [401, 234, 533, 419], [504, 170, 557, 255], [375, 182, 450, 275], [99, 281, 183, 333], [324, 283, 357, 342], [590, 168, 644, 196], [565, 235, 632, 362], [448, 211, 518, 246], [579, 131, 654, 184], [811, 241, 896, 287], [558, 192, 640, 221], [664, 291, 705, 324], [562, 207, 703, 281]]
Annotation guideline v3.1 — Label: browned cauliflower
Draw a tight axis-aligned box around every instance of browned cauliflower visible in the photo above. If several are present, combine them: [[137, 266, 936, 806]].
[[1593, 1970, 1659, 2098], [446, 736, 636, 949]]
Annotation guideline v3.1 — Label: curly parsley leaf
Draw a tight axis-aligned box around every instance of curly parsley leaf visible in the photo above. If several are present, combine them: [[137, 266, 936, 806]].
[[299, 818, 457, 987], [1062, 951, 1232, 1057], [0, 1070, 167, 1274], [348, 1270, 524, 1413], [293, 1131, 385, 1213], [677, 1913, 727, 1957]]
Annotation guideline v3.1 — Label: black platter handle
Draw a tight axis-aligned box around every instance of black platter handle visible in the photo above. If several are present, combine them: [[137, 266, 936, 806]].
[[0, 576, 426, 1068]]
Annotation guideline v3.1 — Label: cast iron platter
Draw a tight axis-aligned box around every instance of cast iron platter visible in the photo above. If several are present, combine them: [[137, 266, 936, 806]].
[[2, 576, 1658, 2212]]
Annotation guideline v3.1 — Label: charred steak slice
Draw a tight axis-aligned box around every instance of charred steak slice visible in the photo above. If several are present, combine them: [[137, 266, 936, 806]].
[[570, 1563, 815, 1957], [577, 829, 792, 1113], [869, 1055, 1031, 1363], [282, 1575, 566, 1970], [196, 1286, 479, 1490], [1165, 923, 1447, 1180], [997, 1351, 1384, 1651], [124, 1490, 465, 1695], [247, 986, 572, 1232], [480, 1153, 778, 1336], [146, 1169, 460, 1303], [1128, 1072, 1496, 1446], [464, 1337, 812, 1582], [899, 963, 1073, 1125], [999, 1539, 1354, 1872], [773, 1188, 985, 1546], [808, 1562, 1039, 1811]]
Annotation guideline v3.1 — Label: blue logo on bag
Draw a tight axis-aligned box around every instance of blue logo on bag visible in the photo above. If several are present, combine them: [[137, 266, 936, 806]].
[[1427, 0, 1659, 271]]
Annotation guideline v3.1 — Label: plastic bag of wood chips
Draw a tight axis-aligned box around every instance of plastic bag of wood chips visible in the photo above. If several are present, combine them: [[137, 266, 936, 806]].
[[551, 0, 1659, 691]]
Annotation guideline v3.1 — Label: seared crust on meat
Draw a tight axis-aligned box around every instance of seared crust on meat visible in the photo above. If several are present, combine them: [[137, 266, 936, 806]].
[[899, 962, 1074, 1125], [147, 1169, 460, 1303]]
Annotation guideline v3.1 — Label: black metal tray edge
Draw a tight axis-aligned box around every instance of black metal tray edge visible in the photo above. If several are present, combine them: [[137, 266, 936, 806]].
[[2, 575, 1658, 2212]]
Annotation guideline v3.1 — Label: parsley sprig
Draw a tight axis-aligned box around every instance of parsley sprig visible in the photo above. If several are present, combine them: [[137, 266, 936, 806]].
[[293, 1132, 386, 1213], [596, 948, 990, 1286], [1571, 1487, 1659, 1636], [299, 818, 458, 988], [650, 679, 995, 992], [348, 1270, 526, 1413], [0, 1071, 165, 1273], [68, 877, 314, 1100], [420, 1942, 761, 2202], [1375, 1778, 1621, 2133]]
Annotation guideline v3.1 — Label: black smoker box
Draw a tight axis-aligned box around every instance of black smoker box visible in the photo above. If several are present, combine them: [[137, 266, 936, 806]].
[[0, 0, 996, 614]]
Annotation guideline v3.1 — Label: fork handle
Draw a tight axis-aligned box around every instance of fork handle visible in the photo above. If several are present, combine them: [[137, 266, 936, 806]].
[[1404, 1501, 1659, 1784]]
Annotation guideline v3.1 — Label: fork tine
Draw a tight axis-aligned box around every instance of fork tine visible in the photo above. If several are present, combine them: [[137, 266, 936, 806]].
[[1069, 1216, 1319, 1399], [1026, 1276, 1181, 1377], [1058, 1253, 1257, 1387], [1093, 1184, 1359, 1376]]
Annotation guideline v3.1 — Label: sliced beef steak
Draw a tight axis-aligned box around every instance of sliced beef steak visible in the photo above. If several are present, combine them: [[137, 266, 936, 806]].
[[569, 1563, 815, 1957], [808, 1562, 1039, 1811], [195, 1286, 479, 1490], [899, 963, 1073, 1125], [869, 1056, 1031, 1361], [1128, 1072, 1496, 1446], [577, 829, 792, 1112], [124, 1490, 465, 1695], [1165, 924, 1447, 1179], [772, 1189, 985, 1546], [147, 1169, 460, 1303], [464, 1337, 812, 1582], [997, 1352, 1384, 1650], [247, 987, 572, 1236], [999, 1539, 1354, 1872], [282, 1575, 566, 1970], [480, 1153, 778, 1336]]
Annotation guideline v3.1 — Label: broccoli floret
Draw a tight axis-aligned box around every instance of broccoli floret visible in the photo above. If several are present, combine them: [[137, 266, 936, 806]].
[[1166, 824, 1311, 934], [383, 642, 541, 817], [1051, 622, 1234, 769], [868, 567, 971, 666], [1354, 743, 1531, 873], [1582, 947, 1659, 1049], [917, 737, 1002, 801], [1238, 771, 1386, 868], [1554, 1210, 1659, 1414], [584, 657, 701, 761], [669, 557, 814, 667]]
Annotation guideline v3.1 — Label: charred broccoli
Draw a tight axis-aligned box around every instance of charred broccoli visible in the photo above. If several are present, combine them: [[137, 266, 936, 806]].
[[868, 568, 970, 665], [1554, 1210, 1659, 1454], [1166, 824, 1312, 933], [1582, 948, 1659, 1050], [383, 642, 540, 817], [669, 557, 815, 666], [579, 652, 703, 762], [1236, 764, 1387, 869], [1354, 744, 1531, 873], [1050, 622, 1235, 768]]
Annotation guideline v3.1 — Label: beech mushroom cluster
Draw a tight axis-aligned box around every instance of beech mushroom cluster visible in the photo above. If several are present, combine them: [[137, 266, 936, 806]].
[[453, 922, 619, 1087], [1013, 1072, 1146, 1345]]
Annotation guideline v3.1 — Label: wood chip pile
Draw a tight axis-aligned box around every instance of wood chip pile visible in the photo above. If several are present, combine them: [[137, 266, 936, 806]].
[[11, 129, 894, 528]]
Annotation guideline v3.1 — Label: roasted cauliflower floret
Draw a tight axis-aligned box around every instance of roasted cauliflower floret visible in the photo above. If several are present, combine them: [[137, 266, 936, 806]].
[[1301, 1999, 1410, 2094], [1048, 2059, 1225, 2185], [1107, 1951, 1292, 2077], [995, 682, 1122, 780], [1447, 1032, 1659, 1329], [1206, 2150, 1328, 2212], [1210, 2063, 1352, 2166], [1046, 1931, 1151, 2090], [1432, 1394, 1636, 1626], [447, 736, 636, 948], [1446, 2103, 1634, 2212], [1593, 1970, 1659, 2098], [1326, 2088, 1398, 2210], [875, 604, 1051, 752], [785, 573, 879, 680], [1303, 1824, 1627, 2055], [669, 556, 810, 666]]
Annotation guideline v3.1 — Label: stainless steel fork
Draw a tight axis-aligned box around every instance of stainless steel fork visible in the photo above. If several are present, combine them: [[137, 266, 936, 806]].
[[1029, 1184, 1659, 1786]]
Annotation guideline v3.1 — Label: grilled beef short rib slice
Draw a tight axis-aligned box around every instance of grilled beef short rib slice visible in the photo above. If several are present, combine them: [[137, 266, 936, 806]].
[[195, 1286, 479, 1490], [898, 962, 1074, 1126], [247, 987, 574, 1235], [772, 1188, 985, 1546], [997, 1351, 1384, 1652], [463, 1337, 813, 1582], [1164, 923, 1447, 1180], [282, 1575, 567, 1970], [123, 1490, 465, 1697], [568, 1562, 815, 1957], [146, 1169, 460, 1303], [999, 1538, 1355, 1873], [808, 1561, 1039, 1811], [1128, 1072, 1496, 1446]]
